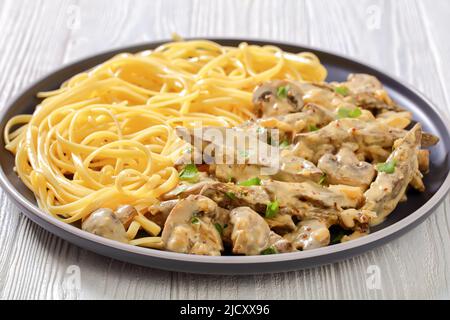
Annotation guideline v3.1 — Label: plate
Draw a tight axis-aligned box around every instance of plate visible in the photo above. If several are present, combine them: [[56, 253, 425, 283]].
[[1, 39, 449, 274]]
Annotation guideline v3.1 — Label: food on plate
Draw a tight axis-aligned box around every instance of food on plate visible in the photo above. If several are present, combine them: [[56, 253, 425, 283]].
[[3, 39, 438, 255]]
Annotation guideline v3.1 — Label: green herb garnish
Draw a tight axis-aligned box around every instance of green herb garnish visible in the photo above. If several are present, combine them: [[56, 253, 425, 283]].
[[191, 217, 200, 224], [335, 86, 349, 96], [318, 173, 327, 185], [276, 85, 289, 99], [308, 124, 319, 132], [179, 164, 199, 182], [261, 246, 278, 255], [376, 159, 397, 174], [238, 177, 261, 186], [265, 200, 279, 218], [337, 107, 362, 119], [225, 192, 237, 200], [214, 223, 224, 235], [279, 140, 290, 148]]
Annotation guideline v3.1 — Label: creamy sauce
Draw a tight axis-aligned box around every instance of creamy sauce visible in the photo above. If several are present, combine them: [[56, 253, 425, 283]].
[[154, 75, 436, 255], [253, 80, 304, 118], [82, 208, 128, 243], [230, 207, 271, 255], [285, 219, 330, 250], [318, 147, 376, 189], [161, 195, 224, 255], [363, 124, 422, 225]]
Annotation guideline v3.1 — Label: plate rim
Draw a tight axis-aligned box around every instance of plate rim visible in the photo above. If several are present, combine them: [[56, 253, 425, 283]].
[[1, 37, 450, 269]]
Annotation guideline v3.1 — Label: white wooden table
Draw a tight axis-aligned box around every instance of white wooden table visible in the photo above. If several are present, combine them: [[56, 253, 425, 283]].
[[0, 0, 449, 300]]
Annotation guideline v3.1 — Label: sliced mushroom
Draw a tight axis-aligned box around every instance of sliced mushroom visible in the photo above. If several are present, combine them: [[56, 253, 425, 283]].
[[161, 195, 224, 255], [82, 208, 128, 243], [229, 207, 271, 255], [284, 219, 330, 251], [317, 147, 376, 189], [274, 154, 324, 183], [253, 80, 304, 117], [147, 199, 179, 227], [115, 205, 138, 229]]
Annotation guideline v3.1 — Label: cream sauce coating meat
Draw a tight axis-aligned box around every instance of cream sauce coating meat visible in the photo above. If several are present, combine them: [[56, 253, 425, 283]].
[[213, 154, 323, 184], [318, 147, 376, 189], [363, 124, 423, 225], [229, 207, 272, 255], [284, 219, 330, 250], [253, 80, 304, 117], [82, 208, 128, 243], [294, 118, 437, 163], [261, 180, 363, 209], [147, 199, 179, 227], [268, 231, 294, 253], [161, 195, 224, 255], [115, 205, 138, 229], [137, 74, 439, 256], [335, 73, 404, 113]]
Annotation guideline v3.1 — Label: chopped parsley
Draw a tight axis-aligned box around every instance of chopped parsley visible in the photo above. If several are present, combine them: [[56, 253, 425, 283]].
[[276, 85, 289, 99], [318, 173, 327, 185], [265, 200, 279, 218], [214, 223, 224, 235], [179, 164, 199, 182], [337, 107, 362, 119], [376, 159, 397, 174], [238, 177, 261, 186], [261, 246, 278, 255], [191, 217, 200, 224], [308, 124, 319, 132], [279, 140, 290, 148], [335, 86, 349, 96], [225, 192, 237, 200]]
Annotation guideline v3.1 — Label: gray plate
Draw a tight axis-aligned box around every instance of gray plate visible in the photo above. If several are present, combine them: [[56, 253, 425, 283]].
[[1, 38, 449, 275]]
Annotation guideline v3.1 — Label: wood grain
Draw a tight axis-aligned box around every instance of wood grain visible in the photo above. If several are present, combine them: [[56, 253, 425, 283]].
[[0, 0, 449, 299]]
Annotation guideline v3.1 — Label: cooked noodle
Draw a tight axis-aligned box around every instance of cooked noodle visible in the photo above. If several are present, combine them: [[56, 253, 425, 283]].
[[4, 40, 327, 247]]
